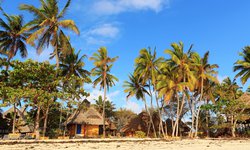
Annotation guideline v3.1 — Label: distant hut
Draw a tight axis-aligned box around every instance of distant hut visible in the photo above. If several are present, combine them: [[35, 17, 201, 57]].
[[164, 119, 190, 136], [2, 106, 33, 134], [106, 119, 117, 136], [66, 106, 108, 137], [120, 111, 149, 137]]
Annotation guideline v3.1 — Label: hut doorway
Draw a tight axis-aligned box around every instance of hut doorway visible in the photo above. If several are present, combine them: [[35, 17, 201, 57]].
[[77, 124, 81, 134], [99, 125, 103, 135]]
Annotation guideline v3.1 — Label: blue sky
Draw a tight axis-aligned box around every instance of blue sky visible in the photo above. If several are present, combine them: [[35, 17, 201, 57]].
[[1, 0, 250, 113]]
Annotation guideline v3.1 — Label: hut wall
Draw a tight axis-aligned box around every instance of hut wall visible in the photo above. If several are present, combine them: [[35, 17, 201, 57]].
[[68, 124, 76, 136], [85, 125, 99, 137]]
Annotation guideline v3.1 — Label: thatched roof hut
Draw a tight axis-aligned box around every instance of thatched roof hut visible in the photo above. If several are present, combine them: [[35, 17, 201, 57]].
[[120, 111, 148, 134], [66, 106, 108, 137], [67, 107, 108, 125], [3, 106, 33, 133]]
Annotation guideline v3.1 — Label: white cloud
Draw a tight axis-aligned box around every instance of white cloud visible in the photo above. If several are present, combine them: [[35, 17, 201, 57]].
[[124, 100, 142, 114], [86, 89, 121, 103], [27, 46, 53, 62], [83, 23, 120, 45], [88, 24, 119, 38], [91, 0, 169, 15], [217, 75, 228, 83]]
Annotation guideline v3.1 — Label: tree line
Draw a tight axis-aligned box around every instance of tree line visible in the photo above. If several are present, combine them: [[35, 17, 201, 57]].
[[0, 0, 250, 139]]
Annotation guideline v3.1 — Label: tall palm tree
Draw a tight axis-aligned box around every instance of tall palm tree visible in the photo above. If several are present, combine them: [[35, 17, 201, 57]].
[[234, 46, 250, 85], [163, 42, 196, 136], [0, 8, 29, 63], [123, 73, 154, 137], [90, 47, 118, 137], [157, 62, 188, 137], [134, 48, 164, 137], [19, 0, 79, 68], [191, 51, 218, 137]]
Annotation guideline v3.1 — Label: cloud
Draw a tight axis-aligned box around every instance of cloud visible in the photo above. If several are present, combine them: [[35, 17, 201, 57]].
[[83, 23, 120, 45], [124, 100, 142, 114], [88, 24, 119, 38], [27, 46, 53, 62], [91, 0, 169, 15], [217, 75, 228, 83], [86, 89, 121, 103]]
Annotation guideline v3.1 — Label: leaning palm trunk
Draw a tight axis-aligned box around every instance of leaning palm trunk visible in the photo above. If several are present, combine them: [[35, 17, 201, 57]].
[[172, 94, 179, 137], [172, 93, 185, 137], [155, 95, 165, 137], [194, 105, 201, 137], [143, 97, 156, 138], [194, 78, 204, 137], [148, 83, 157, 137]]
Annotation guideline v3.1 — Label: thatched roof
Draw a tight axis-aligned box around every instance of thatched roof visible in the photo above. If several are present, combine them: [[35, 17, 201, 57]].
[[120, 112, 149, 133], [67, 107, 108, 125], [3, 106, 33, 133], [237, 93, 250, 123], [239, 93, 250, 104]]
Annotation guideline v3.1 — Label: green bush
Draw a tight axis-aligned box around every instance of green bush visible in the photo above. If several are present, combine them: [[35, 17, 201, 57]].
[[135, 131, 146, 138]]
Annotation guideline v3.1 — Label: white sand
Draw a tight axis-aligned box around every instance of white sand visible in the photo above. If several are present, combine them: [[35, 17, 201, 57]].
[[0, 139, 249, 150]]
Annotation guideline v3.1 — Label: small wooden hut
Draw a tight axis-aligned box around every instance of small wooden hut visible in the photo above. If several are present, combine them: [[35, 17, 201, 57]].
[[67, 107, 108, 137]]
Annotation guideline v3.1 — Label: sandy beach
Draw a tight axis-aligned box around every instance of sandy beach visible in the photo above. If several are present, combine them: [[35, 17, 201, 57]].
[[0, 139, 249, 150]]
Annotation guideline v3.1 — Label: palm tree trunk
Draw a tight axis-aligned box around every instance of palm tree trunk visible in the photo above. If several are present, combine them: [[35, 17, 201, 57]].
[[172, 93, 179, 137], [155, 91, 165, 137], [194, 105, 201, 137], [102, 76, 107, 138], [194, 78, 204, 137], [190, 99, 195, 138], [148, 84, 157, 137], [12, 103, 16, 134], [176, 94, 185, 137], [42, 105, 49, 137], [143, 97, 156, 137], [35, 105, 41, 140], [205, 99, 210, 137]]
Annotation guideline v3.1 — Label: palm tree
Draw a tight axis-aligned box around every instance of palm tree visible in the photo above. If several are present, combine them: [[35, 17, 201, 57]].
[[134, 48, 164, 137], [19, 0, 79, 68], [94, 95, 116, 119], [157, 63, 188, 137], [163, 42, 196, 136], [90, 47, 118, 137], [60, 49, 91, 83], [123, 73, 154, 137], [234, 46, 250, 85], [191, 51, 218, 137], [0, 8, 29, 63]]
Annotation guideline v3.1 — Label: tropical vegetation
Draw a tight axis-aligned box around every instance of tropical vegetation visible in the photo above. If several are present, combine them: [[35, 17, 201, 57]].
[[0, 0, 249, 140]]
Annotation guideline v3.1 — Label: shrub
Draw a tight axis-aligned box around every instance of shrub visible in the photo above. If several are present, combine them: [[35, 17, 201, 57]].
[[135, 131, 146, 138]]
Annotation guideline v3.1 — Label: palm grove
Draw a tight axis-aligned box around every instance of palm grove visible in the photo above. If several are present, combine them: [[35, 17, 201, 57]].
[[0, 0, 249, 139]]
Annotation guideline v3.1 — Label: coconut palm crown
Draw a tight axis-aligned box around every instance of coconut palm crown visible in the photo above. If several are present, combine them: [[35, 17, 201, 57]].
[[19, 0, 79, 68], [234, 46, 250, 85], [0, 8, 29, 61]]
